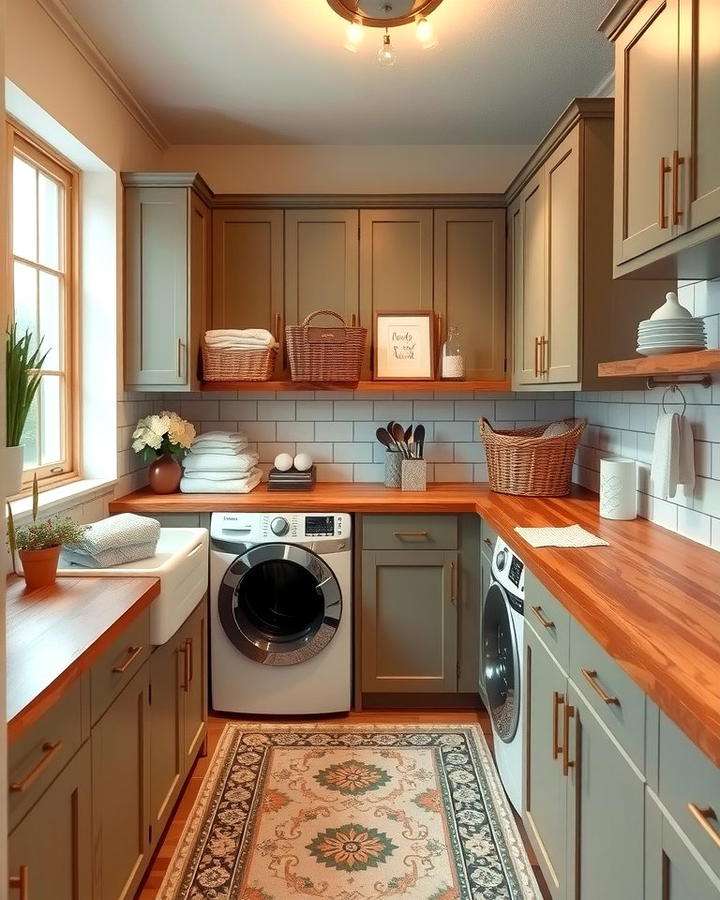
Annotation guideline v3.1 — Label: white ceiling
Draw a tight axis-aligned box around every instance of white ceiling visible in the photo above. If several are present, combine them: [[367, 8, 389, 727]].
[[60, 0, 614, 145]]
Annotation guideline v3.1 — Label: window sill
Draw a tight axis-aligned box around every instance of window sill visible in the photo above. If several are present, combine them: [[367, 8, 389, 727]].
[[8, 477, 118, 525]]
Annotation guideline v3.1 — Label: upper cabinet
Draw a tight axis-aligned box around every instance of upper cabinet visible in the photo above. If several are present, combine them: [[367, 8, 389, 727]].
[[507, 100, 671, 391], [602, 0, 720, 279], [123, 174, 210, 392]]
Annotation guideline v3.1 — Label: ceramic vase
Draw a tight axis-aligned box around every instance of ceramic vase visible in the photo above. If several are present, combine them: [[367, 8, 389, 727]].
[[599, 457, 637, 520], [401, 458, 427, 492], [19, 545, 62, 591], [384, 450, 402, 488], [148, 453, 182, 493]]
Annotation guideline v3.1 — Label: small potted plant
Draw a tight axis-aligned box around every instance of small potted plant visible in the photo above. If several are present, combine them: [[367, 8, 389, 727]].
[[5, 324, 48, 495], [132, 411, 196, 493], [7, 476, 86, 590]]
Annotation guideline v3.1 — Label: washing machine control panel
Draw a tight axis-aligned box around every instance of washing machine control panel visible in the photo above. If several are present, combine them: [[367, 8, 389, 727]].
[[491, 537, 525, 597], [305, 515, 336, 536], [210, 512, 351, 546]]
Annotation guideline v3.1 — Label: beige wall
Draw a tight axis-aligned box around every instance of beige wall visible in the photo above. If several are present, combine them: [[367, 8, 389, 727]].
[[162, 143, 535, 194]]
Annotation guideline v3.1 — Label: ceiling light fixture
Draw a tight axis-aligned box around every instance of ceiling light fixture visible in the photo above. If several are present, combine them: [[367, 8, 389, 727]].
[[328, 0, 445, 65]]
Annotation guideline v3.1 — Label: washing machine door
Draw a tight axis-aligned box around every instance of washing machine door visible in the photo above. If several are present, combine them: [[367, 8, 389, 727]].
[[218, 543, 342, 666], [482, 582, 520, 743]]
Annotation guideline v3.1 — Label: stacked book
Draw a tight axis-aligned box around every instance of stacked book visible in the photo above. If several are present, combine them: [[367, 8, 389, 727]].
[[267, 465, 317, 491]]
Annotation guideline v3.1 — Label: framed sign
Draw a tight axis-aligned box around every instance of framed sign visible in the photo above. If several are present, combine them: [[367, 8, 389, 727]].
[[374, 311, 435, 381]]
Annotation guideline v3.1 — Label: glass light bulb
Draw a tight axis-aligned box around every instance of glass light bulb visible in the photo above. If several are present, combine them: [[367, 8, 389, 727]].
[[344, 21, 364, 52], [416, 17, 438, 49], [378, 33, 397, 67]]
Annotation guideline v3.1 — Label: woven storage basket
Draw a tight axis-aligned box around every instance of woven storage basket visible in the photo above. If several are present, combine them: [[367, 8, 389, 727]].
[[201, 343, 277, 382], [480, 417, 586, 497], [286, 310, 366, 383]]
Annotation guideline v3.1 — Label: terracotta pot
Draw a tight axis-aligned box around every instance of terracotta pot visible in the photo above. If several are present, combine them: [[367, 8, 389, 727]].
[[148, 453, 182, 493], [19, 545, 62, 591]]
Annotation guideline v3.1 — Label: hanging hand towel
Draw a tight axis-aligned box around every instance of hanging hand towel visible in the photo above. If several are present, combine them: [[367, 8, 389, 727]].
[[676, 416, 696, 495], [651, 412, 680, 498], [180, 468, 262, 494], [183, 451, 259, 473]]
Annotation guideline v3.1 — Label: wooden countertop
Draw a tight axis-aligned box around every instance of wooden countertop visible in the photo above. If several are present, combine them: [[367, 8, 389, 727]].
[[7, 574, 160, 742], [111, 482, 720, 766]]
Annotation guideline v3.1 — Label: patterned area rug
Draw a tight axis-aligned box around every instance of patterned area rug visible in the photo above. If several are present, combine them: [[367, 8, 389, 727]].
[[158, 724, 541, 900]]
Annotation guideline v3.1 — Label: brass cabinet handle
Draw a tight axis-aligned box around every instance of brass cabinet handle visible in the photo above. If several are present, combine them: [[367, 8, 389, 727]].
[[483, 537, 493, 549], [186, 637, 194, 685], [672, 149, 685, 226], [112, 645, 144, 675], [10, 741, 63, 792], [393, 530, 428, 538], [532, 605, 555, 630], [687, 804, 720, 850], [182, 640, 192, 693], [9, 866, 29, 899], [534, 336, 540, 377], [658, 156, 671, 228], [580, 668, 620, 706], [562, 702, 575, 777], [540, 336, 549, 376], [552, 691, 564, 760], [177, 338, 185, 379], [449, 561, 457, 606]]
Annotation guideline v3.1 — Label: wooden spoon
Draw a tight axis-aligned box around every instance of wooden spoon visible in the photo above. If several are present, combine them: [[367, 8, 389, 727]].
[[414, 424, 426, 459], [391, 422, 410, 459], [376, 427, 398, 453]]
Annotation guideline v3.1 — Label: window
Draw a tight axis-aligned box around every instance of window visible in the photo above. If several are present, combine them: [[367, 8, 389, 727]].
[[9, 123, 77, 487]]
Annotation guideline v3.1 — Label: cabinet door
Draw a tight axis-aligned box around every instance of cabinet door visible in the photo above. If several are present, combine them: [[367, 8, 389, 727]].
[[285, 209, 359, 328], [545, 130, 580, 384], [211, 209, 284, 360], [524, 625, 568, 898], [9, 741, 92, 900], [434, 209, 506, 381], [92, 663, 151, 900], [181, 600, 208, 772], [149, 636, 183, 842], [613, 0, 680, 263], [478, 556, 490, 706], [125, 186, 188, 387], [361, 550, 457, 693], [566, 686, 645, 900], [188, 191, 210, 390], [645, 792, 720, 899], [359, 209, 433, 374], [678, 0, 720, 232], [515, 174, 547, 385]]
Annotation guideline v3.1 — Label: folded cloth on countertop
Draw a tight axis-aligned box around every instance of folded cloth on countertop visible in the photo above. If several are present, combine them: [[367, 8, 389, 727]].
[[183, 451, 259, 473], [204, 329, 278, 350], [185, 445, 248, 456], [514, 525, 609, 548], [61, 513, 161, 568], [191, 431, 247, 444], [176, 469, 259, 482], [180, 468, 262, 494]]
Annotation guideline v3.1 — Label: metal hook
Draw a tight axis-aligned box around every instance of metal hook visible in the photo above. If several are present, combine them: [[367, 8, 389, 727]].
[[661, 384, 687, 416]]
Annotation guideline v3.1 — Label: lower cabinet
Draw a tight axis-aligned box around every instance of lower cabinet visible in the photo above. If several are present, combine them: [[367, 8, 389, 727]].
[[9, 741, 93, 900], [92, 662, 151, 900], [181, 601, 208, 770], [524, 624, 645, 900], [361, 550, 458, 693]]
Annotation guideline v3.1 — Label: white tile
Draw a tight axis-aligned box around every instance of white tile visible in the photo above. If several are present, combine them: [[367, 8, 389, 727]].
[[353, 463, 385, 482], [424, 443, 454, 463], [434, 463, 473, 482], [257, 400, 296, 421], [454, 442, 485, 463], [677, 506, 712, 546], [646, 495, 679, 532], [295, 401, 333, 421], [694, 441, 713, 478], [353, 391, 394, 401], [712, 443, 720, 479], [295, 442, 334, 463], [412, 400, 455, 420], [315, 463, 354, 482], [319, 422, 354, 442], [334, 401, 373, 420], [535, 399, 574, 420], [432, 421, 474, 442], [276, 421, 315, 442], [219, 400, 258, 421], [693, 475, 720, 516], [334, 443, 373, 463], [373, 401, 413, 421], [621, 430, 638, 457], [315, 391, 354, 400], [473, 463, 489, 482], [354, 421, 382, 442], [258, 442, 296, 463], [180, 399, 218, 421], [237, 421, 276, 442], [711, 518, 720, 551], [495, 400, 535, 421], [608, 404, 631, 430], [454, 400, 495, 421]]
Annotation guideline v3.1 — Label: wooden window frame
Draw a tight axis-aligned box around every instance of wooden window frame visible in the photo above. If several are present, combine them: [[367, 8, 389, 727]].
[[8, 120, 80, 491]]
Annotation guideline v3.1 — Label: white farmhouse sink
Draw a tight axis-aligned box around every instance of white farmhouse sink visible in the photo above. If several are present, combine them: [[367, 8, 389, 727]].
[[57, 528, 209, 645]]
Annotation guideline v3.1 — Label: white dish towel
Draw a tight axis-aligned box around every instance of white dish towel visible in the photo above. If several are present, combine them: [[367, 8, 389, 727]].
[[514, 525, 609, 548], [180, 468, 262, 494], [183, 451, 259, 474], [651, 412, 695, 499]]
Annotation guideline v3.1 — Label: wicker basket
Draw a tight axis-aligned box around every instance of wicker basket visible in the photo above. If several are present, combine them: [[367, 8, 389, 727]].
[[480, 417, 586, 497], [201, 343, 277, 382], [286, 310, 366, 383]]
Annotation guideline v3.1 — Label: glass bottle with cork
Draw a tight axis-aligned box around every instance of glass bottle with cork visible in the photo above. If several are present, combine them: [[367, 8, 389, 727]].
[[440, 325, 465, 380]]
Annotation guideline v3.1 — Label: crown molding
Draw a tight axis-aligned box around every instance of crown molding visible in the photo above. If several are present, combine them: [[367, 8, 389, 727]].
[[211, 192, 506, 210], [598, 0, 646, 40], [36, 0, 168, 150], [121, 171, 214, 205]]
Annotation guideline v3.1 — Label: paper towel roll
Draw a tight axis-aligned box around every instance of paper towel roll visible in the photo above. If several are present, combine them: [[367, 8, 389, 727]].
[[599, 457, 637, 520]]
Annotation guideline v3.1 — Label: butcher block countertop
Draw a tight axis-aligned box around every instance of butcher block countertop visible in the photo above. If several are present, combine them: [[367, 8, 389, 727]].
[[6, 574, 160, 742], [111, 482, 720, 766]]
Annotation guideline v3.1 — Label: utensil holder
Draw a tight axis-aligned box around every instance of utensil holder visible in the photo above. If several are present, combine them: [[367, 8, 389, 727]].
[[384, 450, 402, 488], [401, 458, 427, 492]]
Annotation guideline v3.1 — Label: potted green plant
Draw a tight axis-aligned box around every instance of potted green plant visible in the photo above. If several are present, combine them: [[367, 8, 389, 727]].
[[6, 324, 48, 495], [7, 476, 86, 590], [132, 411, 196, 493]]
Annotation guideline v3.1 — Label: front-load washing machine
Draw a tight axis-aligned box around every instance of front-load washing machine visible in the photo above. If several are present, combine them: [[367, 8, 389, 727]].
[[481, 536, 526, 812], [210, 511, 352, 715]]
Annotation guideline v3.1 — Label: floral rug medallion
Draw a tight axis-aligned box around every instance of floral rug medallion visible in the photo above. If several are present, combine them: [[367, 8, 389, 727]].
[[157, 724, 541, 900]]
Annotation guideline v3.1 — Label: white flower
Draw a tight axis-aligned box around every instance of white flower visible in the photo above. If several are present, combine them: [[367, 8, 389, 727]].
[[131, 411, 196, 455]]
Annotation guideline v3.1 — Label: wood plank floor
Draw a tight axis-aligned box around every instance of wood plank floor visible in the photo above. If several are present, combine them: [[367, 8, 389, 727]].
[[136, 709, 551, 899]]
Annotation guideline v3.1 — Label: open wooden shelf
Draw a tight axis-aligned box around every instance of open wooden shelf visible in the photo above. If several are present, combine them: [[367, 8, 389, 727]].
[[200, 379, 512, 393], [598, 349, 720, 379]]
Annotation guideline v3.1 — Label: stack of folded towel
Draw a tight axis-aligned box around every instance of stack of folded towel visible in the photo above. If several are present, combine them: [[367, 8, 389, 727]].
[[180, 431, 262, 493], [204, 329, 279, 351], [61, 514, 161, 568]]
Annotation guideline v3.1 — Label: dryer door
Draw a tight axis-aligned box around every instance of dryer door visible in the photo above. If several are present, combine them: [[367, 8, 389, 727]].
[[218, 543, 342, 666], [482, 582, 520, 742]]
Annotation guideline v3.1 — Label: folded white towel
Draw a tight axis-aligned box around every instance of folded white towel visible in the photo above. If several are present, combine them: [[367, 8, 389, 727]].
[[651, 412, 680, 498], [180, 468, 262, 494], [66, 513, 160, 555], [186, 445, 247, 457], [60, 541, 159, 569], [192, 431, 247, 445], [677, 416, 695, 495], [204, 329, 276, 349], [183, 451, 259, 473], [178, 469, 258, 482]]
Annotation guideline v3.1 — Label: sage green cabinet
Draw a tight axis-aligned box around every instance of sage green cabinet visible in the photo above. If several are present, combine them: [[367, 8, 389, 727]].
[[92, 662, 151, 900], [181, 600, 208, 770], [123, 175, 210, 391], [361, 550, 458, 693], [9, 741, 92, 900]]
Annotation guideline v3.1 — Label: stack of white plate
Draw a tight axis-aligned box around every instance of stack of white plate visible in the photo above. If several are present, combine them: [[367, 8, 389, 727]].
[[637, 318, 707, 356]]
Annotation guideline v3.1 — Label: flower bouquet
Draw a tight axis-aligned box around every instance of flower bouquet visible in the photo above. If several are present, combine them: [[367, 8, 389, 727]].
[[132, 411, 196, 493]]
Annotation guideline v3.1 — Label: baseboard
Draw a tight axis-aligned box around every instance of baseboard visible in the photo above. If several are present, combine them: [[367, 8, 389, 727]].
[[361, 692, 484, 709]]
